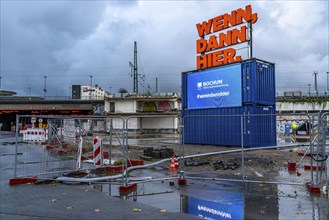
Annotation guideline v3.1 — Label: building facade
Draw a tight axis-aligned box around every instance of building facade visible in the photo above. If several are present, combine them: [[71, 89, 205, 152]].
[[104, 93, 180, 132], [72, 85, 108, 100]]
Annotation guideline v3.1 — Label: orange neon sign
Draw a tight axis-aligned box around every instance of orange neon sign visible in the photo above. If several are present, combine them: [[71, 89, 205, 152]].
[[196, 5, 258, 70]]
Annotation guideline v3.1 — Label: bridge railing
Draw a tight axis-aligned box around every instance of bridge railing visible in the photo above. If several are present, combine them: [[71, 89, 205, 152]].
[[276, 91, 329, 98]]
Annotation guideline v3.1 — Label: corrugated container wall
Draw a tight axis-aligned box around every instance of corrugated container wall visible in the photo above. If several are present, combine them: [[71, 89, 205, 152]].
[[182, 73, 188, 109], [182, 58, 276, 109], [182, 106, 276, 147], [181, 58, 276, 147], [241, 60, 275, 105]]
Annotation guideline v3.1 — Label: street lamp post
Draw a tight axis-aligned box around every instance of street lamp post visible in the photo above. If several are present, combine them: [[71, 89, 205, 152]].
[[313, 71, 318, 96], [43, 76, 47, 99], [68, 87, 71, 99], [90, 75, 93, 100], [327, 72, 329, 92]]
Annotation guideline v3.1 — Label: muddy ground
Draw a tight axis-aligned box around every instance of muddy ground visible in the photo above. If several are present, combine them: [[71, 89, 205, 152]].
[[105, 141, 305, 181]]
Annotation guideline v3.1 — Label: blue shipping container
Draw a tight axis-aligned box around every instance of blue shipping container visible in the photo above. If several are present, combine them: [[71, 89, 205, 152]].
[[182, 105, 276, 147], [241, 59, 275, 106], [181, 58, 276, 109], [181, 73, 188, 109]]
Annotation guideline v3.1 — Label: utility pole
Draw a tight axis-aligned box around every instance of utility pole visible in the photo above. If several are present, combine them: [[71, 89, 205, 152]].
[[90, 75, 93, 100], [68, 87, 71, 99], [133, 41, 138, 94], [155, 77, 158, 94], [313, 71, 318, 96], [327, 72, 329, 92], [128, 42, 139, 94], [308, 84, 311, 96], [247, 22, 253, 59], [0, 76, 2, 90], [29, 87, 32, 96], [43, 76, 47, 98], [147, 84, 151, 94]]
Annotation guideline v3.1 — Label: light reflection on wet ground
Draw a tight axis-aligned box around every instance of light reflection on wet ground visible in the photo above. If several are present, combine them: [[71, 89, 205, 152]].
[[1, 132, 328, 220], [277, 169, 329, 220], [91, 167, 328, 219]]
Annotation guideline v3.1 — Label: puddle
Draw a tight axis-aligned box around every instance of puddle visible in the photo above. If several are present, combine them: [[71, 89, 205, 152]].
[[277, 169, 329, 219], [3, 132, 328, 219], [92, 167, 329, 220]]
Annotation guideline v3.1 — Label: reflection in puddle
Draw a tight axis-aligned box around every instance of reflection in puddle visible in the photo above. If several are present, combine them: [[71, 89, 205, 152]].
[[182, 194, 244, 220], [92, 169, 328, 220]]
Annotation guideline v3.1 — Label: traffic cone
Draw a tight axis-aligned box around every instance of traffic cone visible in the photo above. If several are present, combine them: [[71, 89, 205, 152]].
[[174, 156, 179, 169], [170, 155, 176, 171]]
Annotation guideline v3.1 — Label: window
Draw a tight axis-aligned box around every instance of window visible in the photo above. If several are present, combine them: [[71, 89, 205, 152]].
[[110, 102, 115, 113]]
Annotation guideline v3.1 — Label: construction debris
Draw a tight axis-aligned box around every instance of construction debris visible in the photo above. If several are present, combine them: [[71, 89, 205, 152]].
[[184, 158, 210, 166], [213, 161, 240, 170], [143, 147, 174, 159]]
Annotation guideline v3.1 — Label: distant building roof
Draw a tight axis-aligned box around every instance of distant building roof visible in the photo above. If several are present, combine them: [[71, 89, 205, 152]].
[[0, 90, 17, 97]]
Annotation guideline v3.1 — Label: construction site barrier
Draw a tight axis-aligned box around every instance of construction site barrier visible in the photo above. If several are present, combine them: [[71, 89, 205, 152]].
[[22, 128, 47, 143], [11, 113, 328, 198]]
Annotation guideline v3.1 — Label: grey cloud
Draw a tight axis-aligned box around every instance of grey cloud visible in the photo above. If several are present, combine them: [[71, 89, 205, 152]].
[[0, 1, 328, 97]]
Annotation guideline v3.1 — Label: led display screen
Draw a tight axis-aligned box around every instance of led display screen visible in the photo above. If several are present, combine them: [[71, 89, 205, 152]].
[[187, 64, 242, 110]]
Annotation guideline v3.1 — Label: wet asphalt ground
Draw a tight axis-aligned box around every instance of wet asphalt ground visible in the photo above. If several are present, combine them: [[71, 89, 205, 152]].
[[0, 132, 199, 220], [0, 183, 198, 220], [1, 131, 329, 219]]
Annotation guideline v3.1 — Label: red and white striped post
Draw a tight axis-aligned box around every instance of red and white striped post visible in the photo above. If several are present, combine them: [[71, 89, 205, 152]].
[[76, 136, 83, 169], [93, 137, 103, 167]]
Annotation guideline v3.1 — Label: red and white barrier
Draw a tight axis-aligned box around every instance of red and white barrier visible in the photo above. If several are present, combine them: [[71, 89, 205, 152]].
[[23, 128, 47, 143], [76, 136, 83, 169], [93, 137, 103, 167]]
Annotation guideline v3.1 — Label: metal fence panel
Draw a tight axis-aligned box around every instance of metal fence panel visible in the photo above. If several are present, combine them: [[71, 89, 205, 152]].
[[12, 113, 328, 191], [14, 115, 125, 179]]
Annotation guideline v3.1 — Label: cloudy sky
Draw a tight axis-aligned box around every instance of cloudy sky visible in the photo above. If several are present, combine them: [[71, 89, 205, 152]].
[[1, 0, 328, 97]]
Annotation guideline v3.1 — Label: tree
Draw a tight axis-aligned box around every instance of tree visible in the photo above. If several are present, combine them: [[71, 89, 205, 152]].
[[118, 88, 128, 93]]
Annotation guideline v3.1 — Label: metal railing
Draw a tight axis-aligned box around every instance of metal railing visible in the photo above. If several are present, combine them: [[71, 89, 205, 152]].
[[276, 91, 329, 98], [12, 112, 328, 191]]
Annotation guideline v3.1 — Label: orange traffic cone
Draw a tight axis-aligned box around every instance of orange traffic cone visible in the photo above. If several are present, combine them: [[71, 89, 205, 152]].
[[174, 156, 179, 169], [170, 155, 176, 171]]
